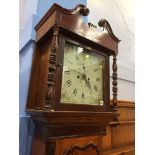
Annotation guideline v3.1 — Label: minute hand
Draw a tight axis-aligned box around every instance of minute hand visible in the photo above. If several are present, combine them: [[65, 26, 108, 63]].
[[70, 69, 83, 75]]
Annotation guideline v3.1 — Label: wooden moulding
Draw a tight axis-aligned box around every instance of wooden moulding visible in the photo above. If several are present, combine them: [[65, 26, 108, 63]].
[[27, 110, 115, 125], [110, 100, 135, 108], [27, 110, 115, 139], [117, 100, 135, 108]]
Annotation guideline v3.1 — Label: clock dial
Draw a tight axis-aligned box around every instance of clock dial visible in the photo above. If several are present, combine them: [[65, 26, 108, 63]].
[[60, 41, 105, 105]]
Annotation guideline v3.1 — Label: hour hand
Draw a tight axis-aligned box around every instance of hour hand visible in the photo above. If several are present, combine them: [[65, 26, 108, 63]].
[[82, 64, 86, 73]]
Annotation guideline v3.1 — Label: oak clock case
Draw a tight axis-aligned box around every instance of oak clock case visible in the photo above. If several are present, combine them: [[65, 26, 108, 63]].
[[26, 3, 120, 155]]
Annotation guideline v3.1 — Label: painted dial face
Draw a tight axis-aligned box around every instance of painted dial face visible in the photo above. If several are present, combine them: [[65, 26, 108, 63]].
[[60, 41, 105, 105]]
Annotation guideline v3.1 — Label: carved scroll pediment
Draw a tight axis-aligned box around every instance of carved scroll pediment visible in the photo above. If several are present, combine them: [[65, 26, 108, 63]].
[[98, 19, 120, 43], [51, 3, 89, 16], [63, 142, 100, 155]]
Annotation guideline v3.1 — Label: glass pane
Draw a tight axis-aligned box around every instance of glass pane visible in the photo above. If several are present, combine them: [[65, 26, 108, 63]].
[[60, 41, 105, 105]]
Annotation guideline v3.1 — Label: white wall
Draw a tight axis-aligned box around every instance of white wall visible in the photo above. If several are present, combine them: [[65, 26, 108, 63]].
[[19, 43, 35, 117], [87, 0, 135, 101], [19, 0, 38, 30]]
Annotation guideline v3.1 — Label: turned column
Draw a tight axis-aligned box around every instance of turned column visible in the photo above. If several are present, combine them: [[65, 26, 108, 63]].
[[112, 53, 118, 113]]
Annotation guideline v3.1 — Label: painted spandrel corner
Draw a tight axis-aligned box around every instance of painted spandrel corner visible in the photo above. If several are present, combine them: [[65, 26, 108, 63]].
[[19, 0, 134, 155]]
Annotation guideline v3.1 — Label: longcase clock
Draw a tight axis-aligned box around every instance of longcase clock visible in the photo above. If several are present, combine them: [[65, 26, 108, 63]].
[[26, 3, 120, 155]]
